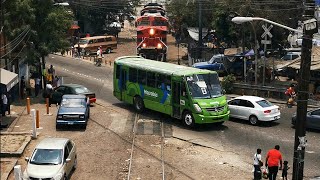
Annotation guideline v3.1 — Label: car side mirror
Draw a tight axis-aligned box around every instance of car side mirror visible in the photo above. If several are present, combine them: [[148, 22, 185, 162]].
[[66, 158, 71, 163], [25, 157, 30, 162]]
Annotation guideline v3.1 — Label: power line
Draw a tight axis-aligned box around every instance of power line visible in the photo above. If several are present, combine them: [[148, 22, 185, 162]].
[[0, 27, 30, 51], [1, 28, 30, 58]]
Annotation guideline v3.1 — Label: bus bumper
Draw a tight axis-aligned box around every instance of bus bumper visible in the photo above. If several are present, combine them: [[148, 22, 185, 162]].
[[193, 111, 230, 124]]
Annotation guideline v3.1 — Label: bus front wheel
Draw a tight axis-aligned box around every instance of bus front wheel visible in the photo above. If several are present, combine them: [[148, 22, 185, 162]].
[[134, 96, 144, 112], [183, 111, 195, 128]]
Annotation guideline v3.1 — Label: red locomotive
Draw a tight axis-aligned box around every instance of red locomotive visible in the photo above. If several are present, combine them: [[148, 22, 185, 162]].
[[136, 3, 168, 61]]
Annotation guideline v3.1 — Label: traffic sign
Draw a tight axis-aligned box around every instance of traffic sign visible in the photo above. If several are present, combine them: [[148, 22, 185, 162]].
[[261, 24, 273, 38], [261, 40, 271, 44]]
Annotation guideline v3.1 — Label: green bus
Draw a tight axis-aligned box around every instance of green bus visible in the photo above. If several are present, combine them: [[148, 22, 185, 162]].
[[113, 56, 230, 127]]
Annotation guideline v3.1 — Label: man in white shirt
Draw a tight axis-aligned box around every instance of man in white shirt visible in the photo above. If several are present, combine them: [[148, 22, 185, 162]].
[[253, 148, 263, 180]]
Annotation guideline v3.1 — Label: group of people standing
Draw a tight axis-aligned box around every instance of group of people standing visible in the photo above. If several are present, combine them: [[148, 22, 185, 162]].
[[253, 145, 289, 180]]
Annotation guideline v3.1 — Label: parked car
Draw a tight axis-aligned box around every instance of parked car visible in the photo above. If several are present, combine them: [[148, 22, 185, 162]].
[[292, 108, 320, 130], [51, 84, 96, 105], [56, 95, 90, 129], [281, 52, 301, 61], [192, 54, 226, 74], [227, 96, 281, 125], [24, 137, 77, 180]]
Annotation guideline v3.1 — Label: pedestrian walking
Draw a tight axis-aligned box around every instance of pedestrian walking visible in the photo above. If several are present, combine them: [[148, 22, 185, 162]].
[[1, 93, 8, 116], [35, 76, 41, 97], [265, 145, 283, 180], [281, 160, 289, 180], [253, 148, 263, 180], [20, 76, 26, 99]]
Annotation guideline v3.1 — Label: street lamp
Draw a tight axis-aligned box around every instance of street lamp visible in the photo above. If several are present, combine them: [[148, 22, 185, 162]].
[[232, 17, 303, 33], [232, 17, 259, 85], [232, 17, 303, 85]]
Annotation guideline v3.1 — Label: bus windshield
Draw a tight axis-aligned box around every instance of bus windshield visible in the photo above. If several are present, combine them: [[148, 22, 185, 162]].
[[186, 74, 222, 99]]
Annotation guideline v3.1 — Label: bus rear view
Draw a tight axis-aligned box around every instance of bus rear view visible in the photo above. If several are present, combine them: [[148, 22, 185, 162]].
[[113, 56, 229, 127]]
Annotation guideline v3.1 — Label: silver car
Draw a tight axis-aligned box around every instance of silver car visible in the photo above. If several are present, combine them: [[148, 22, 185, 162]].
[[24, 138, 77, 180]]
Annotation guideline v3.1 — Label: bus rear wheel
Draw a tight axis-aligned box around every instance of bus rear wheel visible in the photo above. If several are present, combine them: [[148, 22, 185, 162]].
[[183, 111, 195, 128], [134, 96, 144, 112]]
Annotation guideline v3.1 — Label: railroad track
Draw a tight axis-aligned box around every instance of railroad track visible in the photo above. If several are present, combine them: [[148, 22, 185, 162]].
[[127, 113, 166, 180]]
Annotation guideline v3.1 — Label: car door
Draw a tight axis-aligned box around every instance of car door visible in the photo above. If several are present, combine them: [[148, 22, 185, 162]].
[[308, 109, 320, 129], [53, 86, 66, 104], [66, 141, 76, 176], [63, 145, 71, 176], [241, 100, 255, 120], [228, 99, 240, 118]]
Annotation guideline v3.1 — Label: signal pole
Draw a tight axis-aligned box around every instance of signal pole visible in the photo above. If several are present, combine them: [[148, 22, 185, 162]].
[[292, 0, 317, 179], [198, 0, 202, 59]]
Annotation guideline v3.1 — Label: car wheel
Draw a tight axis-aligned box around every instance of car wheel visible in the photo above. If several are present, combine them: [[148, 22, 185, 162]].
[[106, 48, 111, 54], [183, 111, 195, 128], [249, 115, 259, 125], [133, 96, 144, 112]]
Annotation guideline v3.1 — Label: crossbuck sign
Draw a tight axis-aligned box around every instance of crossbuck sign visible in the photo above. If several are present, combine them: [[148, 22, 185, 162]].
[[261, 24, 273, 38], [261, 24, 273, 44]]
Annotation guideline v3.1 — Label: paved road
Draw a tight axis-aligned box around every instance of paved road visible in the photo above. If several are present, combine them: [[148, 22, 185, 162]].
[[47, 53, 320, 179]]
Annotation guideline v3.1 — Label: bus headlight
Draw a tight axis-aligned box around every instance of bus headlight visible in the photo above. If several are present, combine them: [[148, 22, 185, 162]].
[[193, 104, 202, 113], [157, 43, 162, 49], [142, 43, 146, 48]]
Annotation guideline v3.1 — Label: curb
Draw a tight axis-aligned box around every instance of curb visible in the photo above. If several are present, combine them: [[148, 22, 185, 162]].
[[0, 158, 18, 180]]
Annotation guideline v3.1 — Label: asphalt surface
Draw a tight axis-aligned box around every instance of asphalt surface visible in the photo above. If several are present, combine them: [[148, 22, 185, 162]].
[[47, 54, 320, 179]]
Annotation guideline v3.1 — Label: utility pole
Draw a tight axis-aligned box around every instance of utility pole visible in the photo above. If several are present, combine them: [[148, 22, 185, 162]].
[[198, 0, 202, 59], [292, 0, 317, 179]]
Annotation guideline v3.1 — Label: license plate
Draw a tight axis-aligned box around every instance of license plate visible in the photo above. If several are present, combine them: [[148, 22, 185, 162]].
[[68, 122, 74, 125]]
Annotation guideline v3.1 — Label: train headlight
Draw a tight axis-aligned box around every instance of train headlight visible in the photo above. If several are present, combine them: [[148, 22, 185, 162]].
[[149, 28, 155, 36], [142, 43, 147, 48], [157, 43, 162, 49]]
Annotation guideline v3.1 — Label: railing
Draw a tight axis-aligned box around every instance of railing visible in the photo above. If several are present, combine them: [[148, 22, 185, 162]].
[[232, 83, 287, 99]]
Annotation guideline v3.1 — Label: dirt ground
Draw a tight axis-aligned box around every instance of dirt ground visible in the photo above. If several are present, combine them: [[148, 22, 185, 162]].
[[2, 21, 256, 180]]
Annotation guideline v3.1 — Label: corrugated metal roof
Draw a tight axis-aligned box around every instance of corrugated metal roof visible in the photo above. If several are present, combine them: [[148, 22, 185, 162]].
[[115, 56, 216, 76]]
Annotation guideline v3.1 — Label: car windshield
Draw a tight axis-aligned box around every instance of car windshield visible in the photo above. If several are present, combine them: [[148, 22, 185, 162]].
[[74, 86, 90, 94], [208, 56, 223, 64], [79, 39, 89, 45], [256, 100, 273, 107], [61, 98, 86, 108], [30, 149, 62, 165], [186, 74, 222, 99]]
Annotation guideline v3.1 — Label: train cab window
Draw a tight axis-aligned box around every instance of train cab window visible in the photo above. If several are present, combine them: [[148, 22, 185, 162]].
[[138, 19, 150, 26], [147, 72, 156, 88], [129, 68, 137, 83], [138, 70, 146, 85]]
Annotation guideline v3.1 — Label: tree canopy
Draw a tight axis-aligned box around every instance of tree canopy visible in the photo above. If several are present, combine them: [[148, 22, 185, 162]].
[[2, 0, 73, 65], [166, 0, 303, 49]]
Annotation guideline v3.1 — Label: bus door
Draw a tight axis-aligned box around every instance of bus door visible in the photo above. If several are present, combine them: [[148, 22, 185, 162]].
[[172, 81, 181, 119], [119, 68, 127, 101]]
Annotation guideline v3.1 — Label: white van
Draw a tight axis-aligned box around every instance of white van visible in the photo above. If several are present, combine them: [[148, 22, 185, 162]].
[[281, 52, 301, 61]]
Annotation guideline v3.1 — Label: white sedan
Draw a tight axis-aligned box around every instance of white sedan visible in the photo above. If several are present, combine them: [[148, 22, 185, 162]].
[[24, 138, 77, 180], [227, 96, 281, 125]]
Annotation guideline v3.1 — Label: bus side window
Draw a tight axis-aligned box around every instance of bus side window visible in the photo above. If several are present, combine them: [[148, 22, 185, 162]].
[[106, 37, 112, 42], [147, 72, 156, 88], [165, 76, 171, 91], [116, 65, 121, 79], [156, 74, 164, 88], [129, 68, 137, 83], [138, 70, 146, 85], [181, 82, 187, 97]]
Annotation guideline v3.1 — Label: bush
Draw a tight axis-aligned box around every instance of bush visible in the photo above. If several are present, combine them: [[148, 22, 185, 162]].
[[221, 74, 236, 94]]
